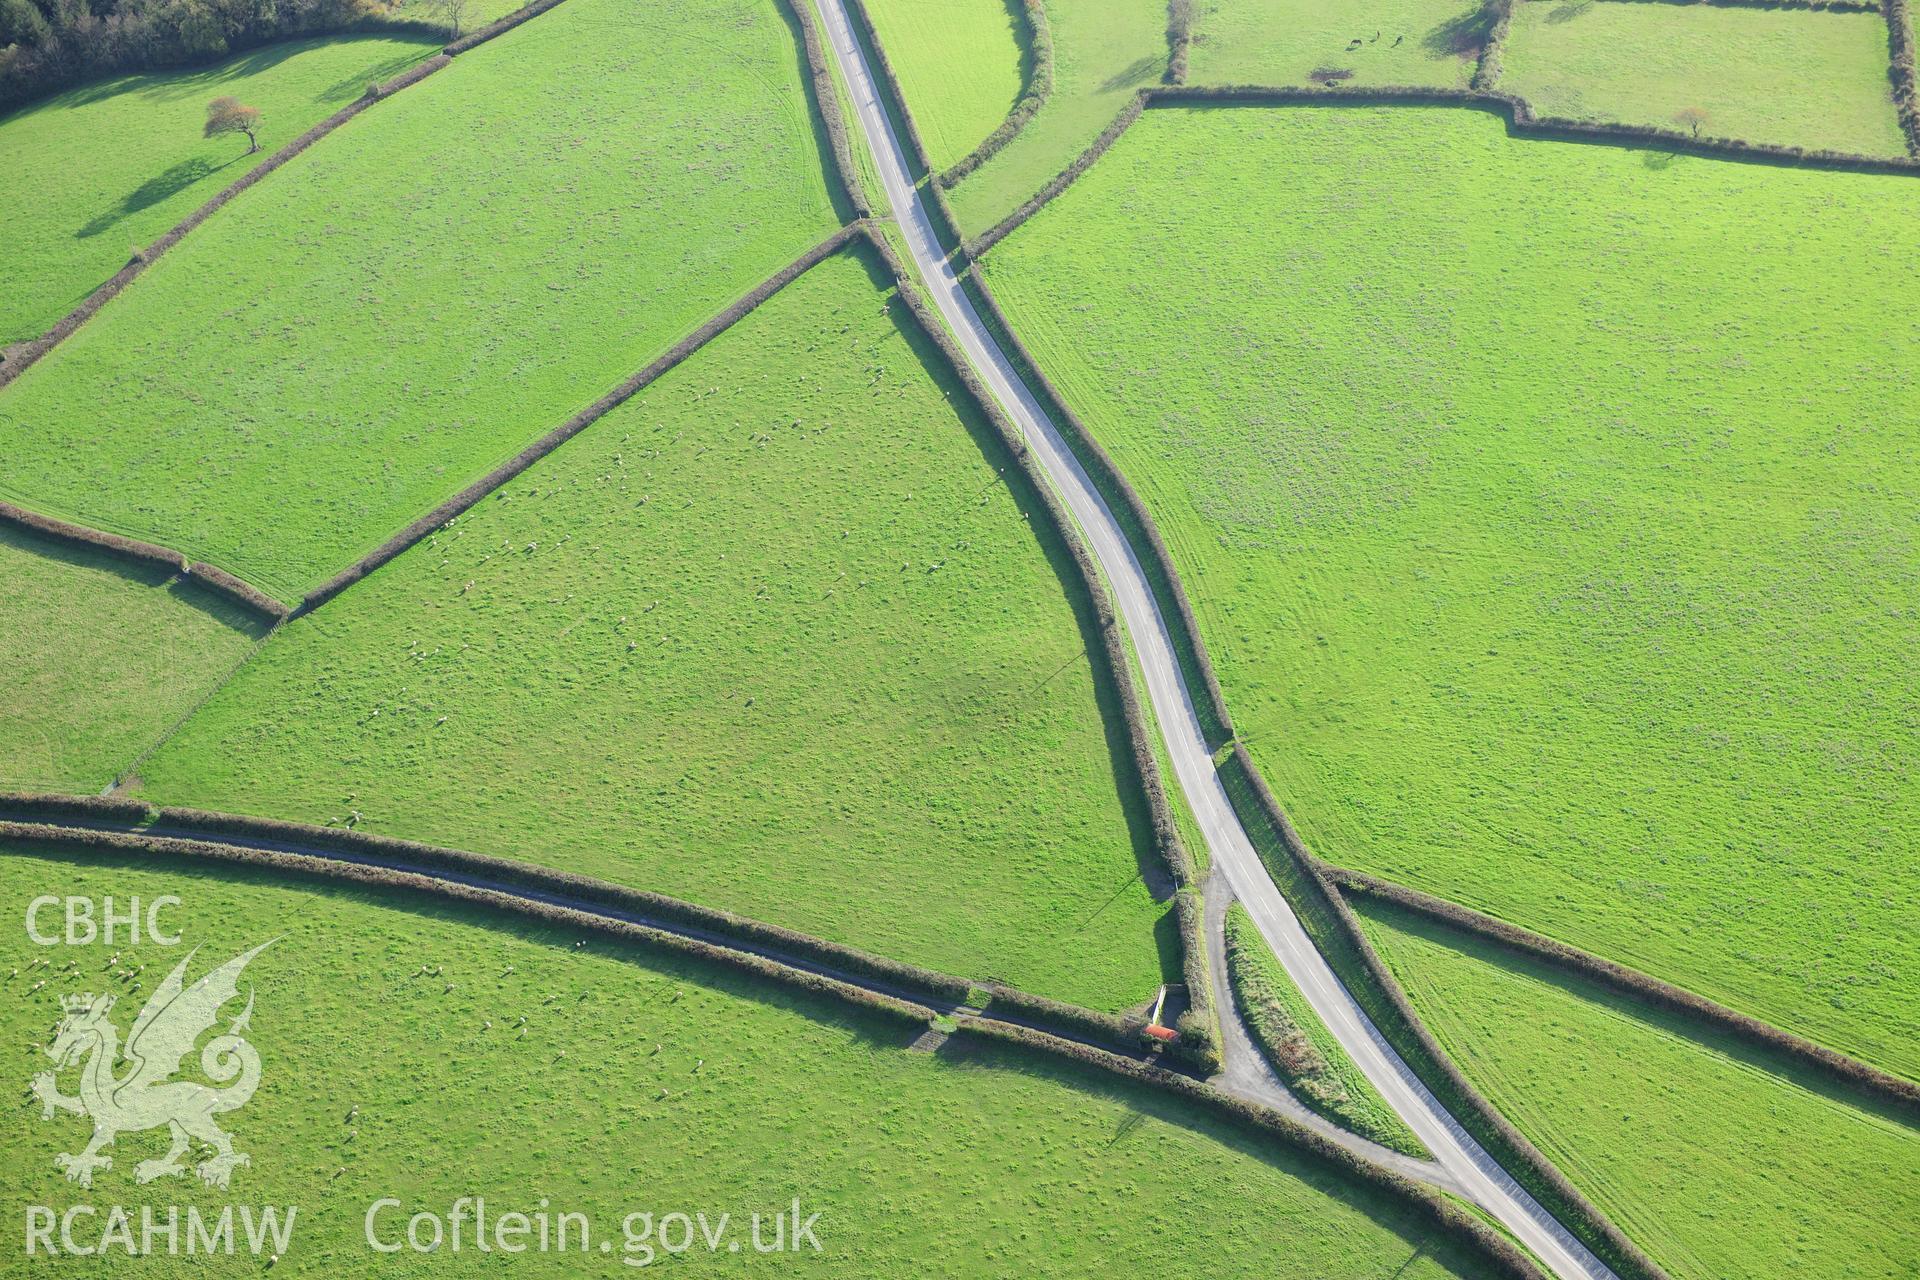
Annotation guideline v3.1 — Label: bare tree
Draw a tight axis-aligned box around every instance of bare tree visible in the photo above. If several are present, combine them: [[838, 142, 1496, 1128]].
[[424, 0, 473, 39], [1673, 106, 1709, 139], [204, 96, 261, 154]]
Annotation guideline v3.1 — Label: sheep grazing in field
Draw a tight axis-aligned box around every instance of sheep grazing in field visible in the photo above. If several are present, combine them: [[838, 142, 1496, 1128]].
[[346, 1106, 358, 1122]]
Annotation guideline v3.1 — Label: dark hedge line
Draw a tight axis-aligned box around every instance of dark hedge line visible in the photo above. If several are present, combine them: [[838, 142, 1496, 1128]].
[[1165, 0, 1193, 85], [957, 271, 1238, 750], [978, 983, 1148, 1052], [777, 0, 869, 219], [1, 48, 447, 391], [1891, 0, 1920, 155], [1148, 83, 1920, 175], [852, 224, 1218, 1072], [0, 821, 937, 1028], [835, 0, 968, 257], [297, 223, 861, 614], [1217, 747, 1670, 1280], [1472, 0, 1513, 89], [187, 560, 289, 622], [0, 0, 589, 391], [841, 0, 938, 182], [0, 500, 288, 623], [1331, 868, 1920, 1117], [0, 792, 155, 824], [129, 800, 975, 1002], [968, 90, 1149, 256], [440, 0, 568, 55], [934, 0, 1053, 189], [948, 1018, 1548, 1280], [0, 500, 185, 575], [1593, 0, 1880, 11], [0, 2, 448, 116]]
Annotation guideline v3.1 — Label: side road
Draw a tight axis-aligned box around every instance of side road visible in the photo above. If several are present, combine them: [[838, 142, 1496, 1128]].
[[805, 3, 1617, 1278]]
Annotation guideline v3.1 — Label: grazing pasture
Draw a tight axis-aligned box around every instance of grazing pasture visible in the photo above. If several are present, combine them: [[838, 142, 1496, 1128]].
[[944, 0, 1167, 236], [0, 848, 1494, 1278], [862, 0, 1028, 173], [1356, 898, 1920, 1280], [1499, 0, 1908, 157], [0, 526, 265, 792], [1188, 0, 1481, 89], [0, 34, 440, 349], [1225, 904, 1426, 1155], [134, 251, 1176, 1012], [0, 0, 842, 604], [983, 104, 1920, 1075]]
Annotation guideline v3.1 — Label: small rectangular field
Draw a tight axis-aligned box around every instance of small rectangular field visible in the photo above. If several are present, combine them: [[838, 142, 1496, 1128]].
[[0, 34, 440, 348], [943, 0, 1168, 237], [1499, 0, 1908, 157], [0, 0, 843, 604], [1188, 0, 1484, 89], [861, 0, 1029, 173], [0, 845, 1493, 1278], [133, 248, 1174, 1011], [983, 103, 1920, 1075], [1356, 898, 1920, 1280], [0, 525, 265, 791]]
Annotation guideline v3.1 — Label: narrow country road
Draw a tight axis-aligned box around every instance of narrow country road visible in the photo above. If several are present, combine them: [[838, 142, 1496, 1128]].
[[808, 5, 1619, 1277]]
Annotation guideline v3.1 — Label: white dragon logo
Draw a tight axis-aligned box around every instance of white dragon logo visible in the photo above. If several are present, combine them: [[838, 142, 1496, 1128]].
[[30, 942, 272, 1190]]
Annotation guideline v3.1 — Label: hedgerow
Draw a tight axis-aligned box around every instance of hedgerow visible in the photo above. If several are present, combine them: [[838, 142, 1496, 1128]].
[[1216, 747, 1672, 1280], [1890, 0, 1920, 154], [957, 271, 1237, 749], [1165, 0, 1194, 84], [778, 0, 869, 218], [948, 1018, 1548, 1280], [853, 225, 1219, 1072], [968, 89, 1150, 255], [0, 820, 938, 1026], [932, 0, 1054, 188], [297, 224, 862, 614], [0, 500, 183, 576], [1329, 868, 1920, 1117]]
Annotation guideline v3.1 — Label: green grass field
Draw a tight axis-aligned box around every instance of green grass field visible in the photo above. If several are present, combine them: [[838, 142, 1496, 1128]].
[[983, 105, 1920, 1075], [132, 249, 1177, 1013], [1224, 903, 1426, 1156], [1188, 0, 1482, 89], [1355, 898, 1920, 1280], [0, 845, 1494, 1277], [0, 0, 842, 604], [1500, 0, 1908, 157], [863, 0, 1028, 173], [0, 35, 441, 349], [0, 527, 265, 792], [944, 0, 1166, 236]]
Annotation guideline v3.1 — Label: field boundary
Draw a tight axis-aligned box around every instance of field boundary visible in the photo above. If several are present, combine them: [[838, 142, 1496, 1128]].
[[851, 223, 1219, 1072], [1889, 0, 1920, 152], [961, 81, 1919, 260], [1217, 747, 1671, 1280], [781, 0, 872, 217], [1474, 0, 1515, 88], [297, 223, 863, 614], [926, 0, 1055, 189], [0, 500, 289, 625], [1329, 867, 1920, 1114], [0, 0, 589, 394], [1, 815, 1544, 1279], [834, 0, 971, 252], [1576, 0, 1881, 12], [952, 1021, 1544, 1280], [1165, 0, 1194, 84], [0, 798, 1153, 1052], [957, 273, 1236, 750]]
